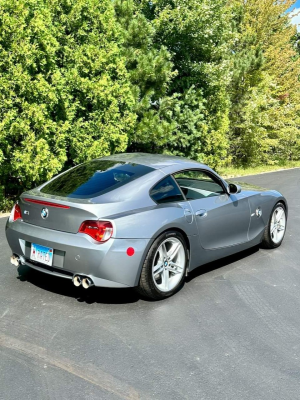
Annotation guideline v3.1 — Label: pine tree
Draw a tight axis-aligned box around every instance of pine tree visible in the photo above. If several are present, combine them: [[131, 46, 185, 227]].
[[131, 0, 235, 168], [229, 0, 300, 165], [114, 0, 176, 152]]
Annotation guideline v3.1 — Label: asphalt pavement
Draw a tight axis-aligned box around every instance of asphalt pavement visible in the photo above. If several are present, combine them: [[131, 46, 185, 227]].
[[1, 168, 300, 400]]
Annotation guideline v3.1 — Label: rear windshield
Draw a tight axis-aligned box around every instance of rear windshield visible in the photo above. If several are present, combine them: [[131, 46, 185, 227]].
[[40, 160, 154, 199]]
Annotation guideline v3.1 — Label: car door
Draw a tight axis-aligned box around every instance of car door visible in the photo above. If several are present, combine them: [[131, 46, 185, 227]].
[[173, 169, 251, 249]]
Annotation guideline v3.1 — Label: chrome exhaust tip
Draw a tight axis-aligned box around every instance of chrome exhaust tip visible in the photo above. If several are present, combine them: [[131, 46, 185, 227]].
[[82, 277, 94, 289], [19, 256, 26, 265], [73, 275, 82, 287], [10, 254, 20, 267]]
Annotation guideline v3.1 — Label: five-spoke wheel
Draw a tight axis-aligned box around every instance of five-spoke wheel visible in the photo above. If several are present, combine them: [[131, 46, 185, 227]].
[[137, 231, 188, 300], [152, 237, 186, 292], [262, 202, 287, 248], [270, 206, 286, 244]]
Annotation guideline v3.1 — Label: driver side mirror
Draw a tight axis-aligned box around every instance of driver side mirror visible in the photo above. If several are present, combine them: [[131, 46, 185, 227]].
[[227, 183, 242, 194]]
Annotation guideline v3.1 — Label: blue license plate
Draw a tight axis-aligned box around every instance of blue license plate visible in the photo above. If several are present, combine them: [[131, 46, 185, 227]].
[[30, 243, 53, 266]]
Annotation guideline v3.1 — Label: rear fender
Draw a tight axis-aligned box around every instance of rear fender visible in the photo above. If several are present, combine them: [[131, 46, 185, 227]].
[[111, 203, 198, 239], [133, 228, 199, 286]]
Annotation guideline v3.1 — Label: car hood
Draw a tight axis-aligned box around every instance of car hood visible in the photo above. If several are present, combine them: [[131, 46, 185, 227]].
[[228, 180, 269, 192]]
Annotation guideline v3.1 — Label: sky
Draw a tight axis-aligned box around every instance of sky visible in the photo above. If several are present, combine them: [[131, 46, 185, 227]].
[[289, 0, 300, 31]]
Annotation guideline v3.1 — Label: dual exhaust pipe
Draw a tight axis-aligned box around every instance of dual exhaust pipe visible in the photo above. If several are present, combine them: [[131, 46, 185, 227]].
[[10, 254, 25, 267], [11, 254, 94, 290], [73, 275, 94, 289]]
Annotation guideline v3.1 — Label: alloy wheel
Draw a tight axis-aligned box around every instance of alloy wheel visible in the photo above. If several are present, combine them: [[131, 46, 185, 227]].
[[270, 206, 286, 244], [152, 237, 186, 292]]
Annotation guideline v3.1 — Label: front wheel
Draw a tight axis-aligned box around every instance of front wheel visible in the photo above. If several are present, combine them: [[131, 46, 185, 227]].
[[261, 202, 287, 249], [136, 231, 188, 300]]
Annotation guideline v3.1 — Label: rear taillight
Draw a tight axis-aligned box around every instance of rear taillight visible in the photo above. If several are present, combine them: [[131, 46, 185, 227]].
[[78, 220, 113, 242], [12, 203, 22, 221]]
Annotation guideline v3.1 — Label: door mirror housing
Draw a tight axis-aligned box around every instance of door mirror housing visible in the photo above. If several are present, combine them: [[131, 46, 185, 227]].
[[227, 183, 242, 194]]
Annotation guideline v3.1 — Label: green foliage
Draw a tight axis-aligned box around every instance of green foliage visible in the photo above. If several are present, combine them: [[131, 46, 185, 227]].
[[115, 0, 176, 151], [229, 0, 300, 166], [0, 0, 136, 198], [114, 0, 233, 168], [292, 32, 300, 56], [0, 0, 300, 208], [139, 0, 234, 168]]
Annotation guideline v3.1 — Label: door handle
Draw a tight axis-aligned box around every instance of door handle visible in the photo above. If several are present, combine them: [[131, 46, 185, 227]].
[[195, 209, 207, 218]]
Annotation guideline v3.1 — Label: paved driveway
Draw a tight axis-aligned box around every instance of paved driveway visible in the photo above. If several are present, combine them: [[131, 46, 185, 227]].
[[1, 168, 299, 400]]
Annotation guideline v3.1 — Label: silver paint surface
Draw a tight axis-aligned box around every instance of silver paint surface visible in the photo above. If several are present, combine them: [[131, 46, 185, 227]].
[[5, 153, 287, 287]]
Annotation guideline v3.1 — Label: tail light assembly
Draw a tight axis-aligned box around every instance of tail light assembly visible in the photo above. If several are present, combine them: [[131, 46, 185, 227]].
[[11, 203, 22, 222], [78, 220, 113, 243]]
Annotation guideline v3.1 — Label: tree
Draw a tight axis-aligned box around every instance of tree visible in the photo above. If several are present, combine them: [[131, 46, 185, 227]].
[[125, 0, 235, 168], [229, 0, 300, 165], [292, 32, 300, 55], [0, 0, 136, 199], [114, 0, 176, 152]]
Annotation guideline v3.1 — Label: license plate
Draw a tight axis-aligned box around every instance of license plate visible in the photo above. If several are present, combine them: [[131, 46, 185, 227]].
[[30, 243, 53, 266]]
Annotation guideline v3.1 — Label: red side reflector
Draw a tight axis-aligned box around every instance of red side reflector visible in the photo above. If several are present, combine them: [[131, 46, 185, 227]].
[[24, 198, 70, 209], [126, 247, 135, 256], [12, 204, 22, 221]]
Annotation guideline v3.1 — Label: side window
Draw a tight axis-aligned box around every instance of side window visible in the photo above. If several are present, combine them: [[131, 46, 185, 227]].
[[174, 170, 224, 200], [150, 176, 185, 204]]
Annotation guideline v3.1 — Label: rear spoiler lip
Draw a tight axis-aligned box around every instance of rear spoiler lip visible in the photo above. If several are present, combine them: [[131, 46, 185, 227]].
[[23, 197, 70, 209]]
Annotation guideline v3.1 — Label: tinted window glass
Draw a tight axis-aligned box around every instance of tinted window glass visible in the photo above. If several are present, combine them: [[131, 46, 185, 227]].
[[174, 170, 224, 200], [150, 176, 184, 204], [41, 160, 154, 199]]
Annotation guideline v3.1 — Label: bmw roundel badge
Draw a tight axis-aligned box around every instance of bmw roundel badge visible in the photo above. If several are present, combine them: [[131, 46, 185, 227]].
[[41, 208, 49, 219]]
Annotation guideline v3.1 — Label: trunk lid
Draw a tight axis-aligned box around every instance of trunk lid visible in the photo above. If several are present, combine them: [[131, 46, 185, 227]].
[[20, 195, 98, 234]]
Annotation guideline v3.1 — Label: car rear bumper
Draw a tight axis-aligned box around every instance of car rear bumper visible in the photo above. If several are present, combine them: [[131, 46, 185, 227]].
[[5, 219, 149, 288]]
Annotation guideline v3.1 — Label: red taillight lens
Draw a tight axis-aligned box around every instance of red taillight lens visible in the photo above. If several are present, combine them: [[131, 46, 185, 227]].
[[78, 220, 113, 242], [12, 204, 22, 221]]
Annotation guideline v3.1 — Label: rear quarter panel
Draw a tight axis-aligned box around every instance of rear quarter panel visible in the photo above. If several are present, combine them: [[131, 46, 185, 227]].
[[111, 203, 198, 239], [109, 202, 200, 285]]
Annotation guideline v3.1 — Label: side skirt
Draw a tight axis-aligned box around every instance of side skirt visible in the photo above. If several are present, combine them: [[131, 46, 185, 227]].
[[188, 232, 263, 273]]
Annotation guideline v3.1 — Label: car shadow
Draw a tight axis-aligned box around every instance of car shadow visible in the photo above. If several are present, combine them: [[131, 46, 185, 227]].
[[17, 245, 260, 304], [186, 245, 260, 283], [17, 265, 140, 305]]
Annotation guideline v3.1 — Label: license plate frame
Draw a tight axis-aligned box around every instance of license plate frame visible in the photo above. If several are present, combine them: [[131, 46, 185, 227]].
[[30, 243, 54, 266]]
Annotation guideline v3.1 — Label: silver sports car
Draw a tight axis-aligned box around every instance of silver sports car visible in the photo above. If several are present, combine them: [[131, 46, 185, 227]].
[[6, 153, 288, 299]]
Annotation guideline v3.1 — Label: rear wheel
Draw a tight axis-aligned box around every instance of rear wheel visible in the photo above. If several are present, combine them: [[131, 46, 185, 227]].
[[136, 231, 188, 300], [261, 202, 287, 249]]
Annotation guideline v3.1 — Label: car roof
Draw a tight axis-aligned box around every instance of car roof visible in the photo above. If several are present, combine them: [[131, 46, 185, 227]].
[[101, 152, 206, 171]]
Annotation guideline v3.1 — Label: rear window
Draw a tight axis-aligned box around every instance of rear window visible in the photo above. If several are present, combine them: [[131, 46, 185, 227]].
[[40, 160, 154, 199]]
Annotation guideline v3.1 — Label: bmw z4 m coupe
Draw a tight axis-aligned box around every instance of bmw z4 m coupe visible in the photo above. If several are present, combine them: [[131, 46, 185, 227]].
[[6, 153, 288, 300]]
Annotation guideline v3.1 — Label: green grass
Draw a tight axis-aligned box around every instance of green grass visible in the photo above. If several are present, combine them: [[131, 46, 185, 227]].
[[218, 161, 300, 179]]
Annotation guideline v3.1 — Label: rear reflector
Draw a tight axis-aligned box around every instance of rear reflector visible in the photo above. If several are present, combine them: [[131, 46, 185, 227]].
[[79, 220, 113, 243], [24, 198, 70, 209], [12, 204, 22, 221], [127, 247, 135, 256]]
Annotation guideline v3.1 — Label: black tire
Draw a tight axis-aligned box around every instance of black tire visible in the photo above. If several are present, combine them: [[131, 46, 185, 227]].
[[261, 202, 287, 249], [136, 231, 188, 300]]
